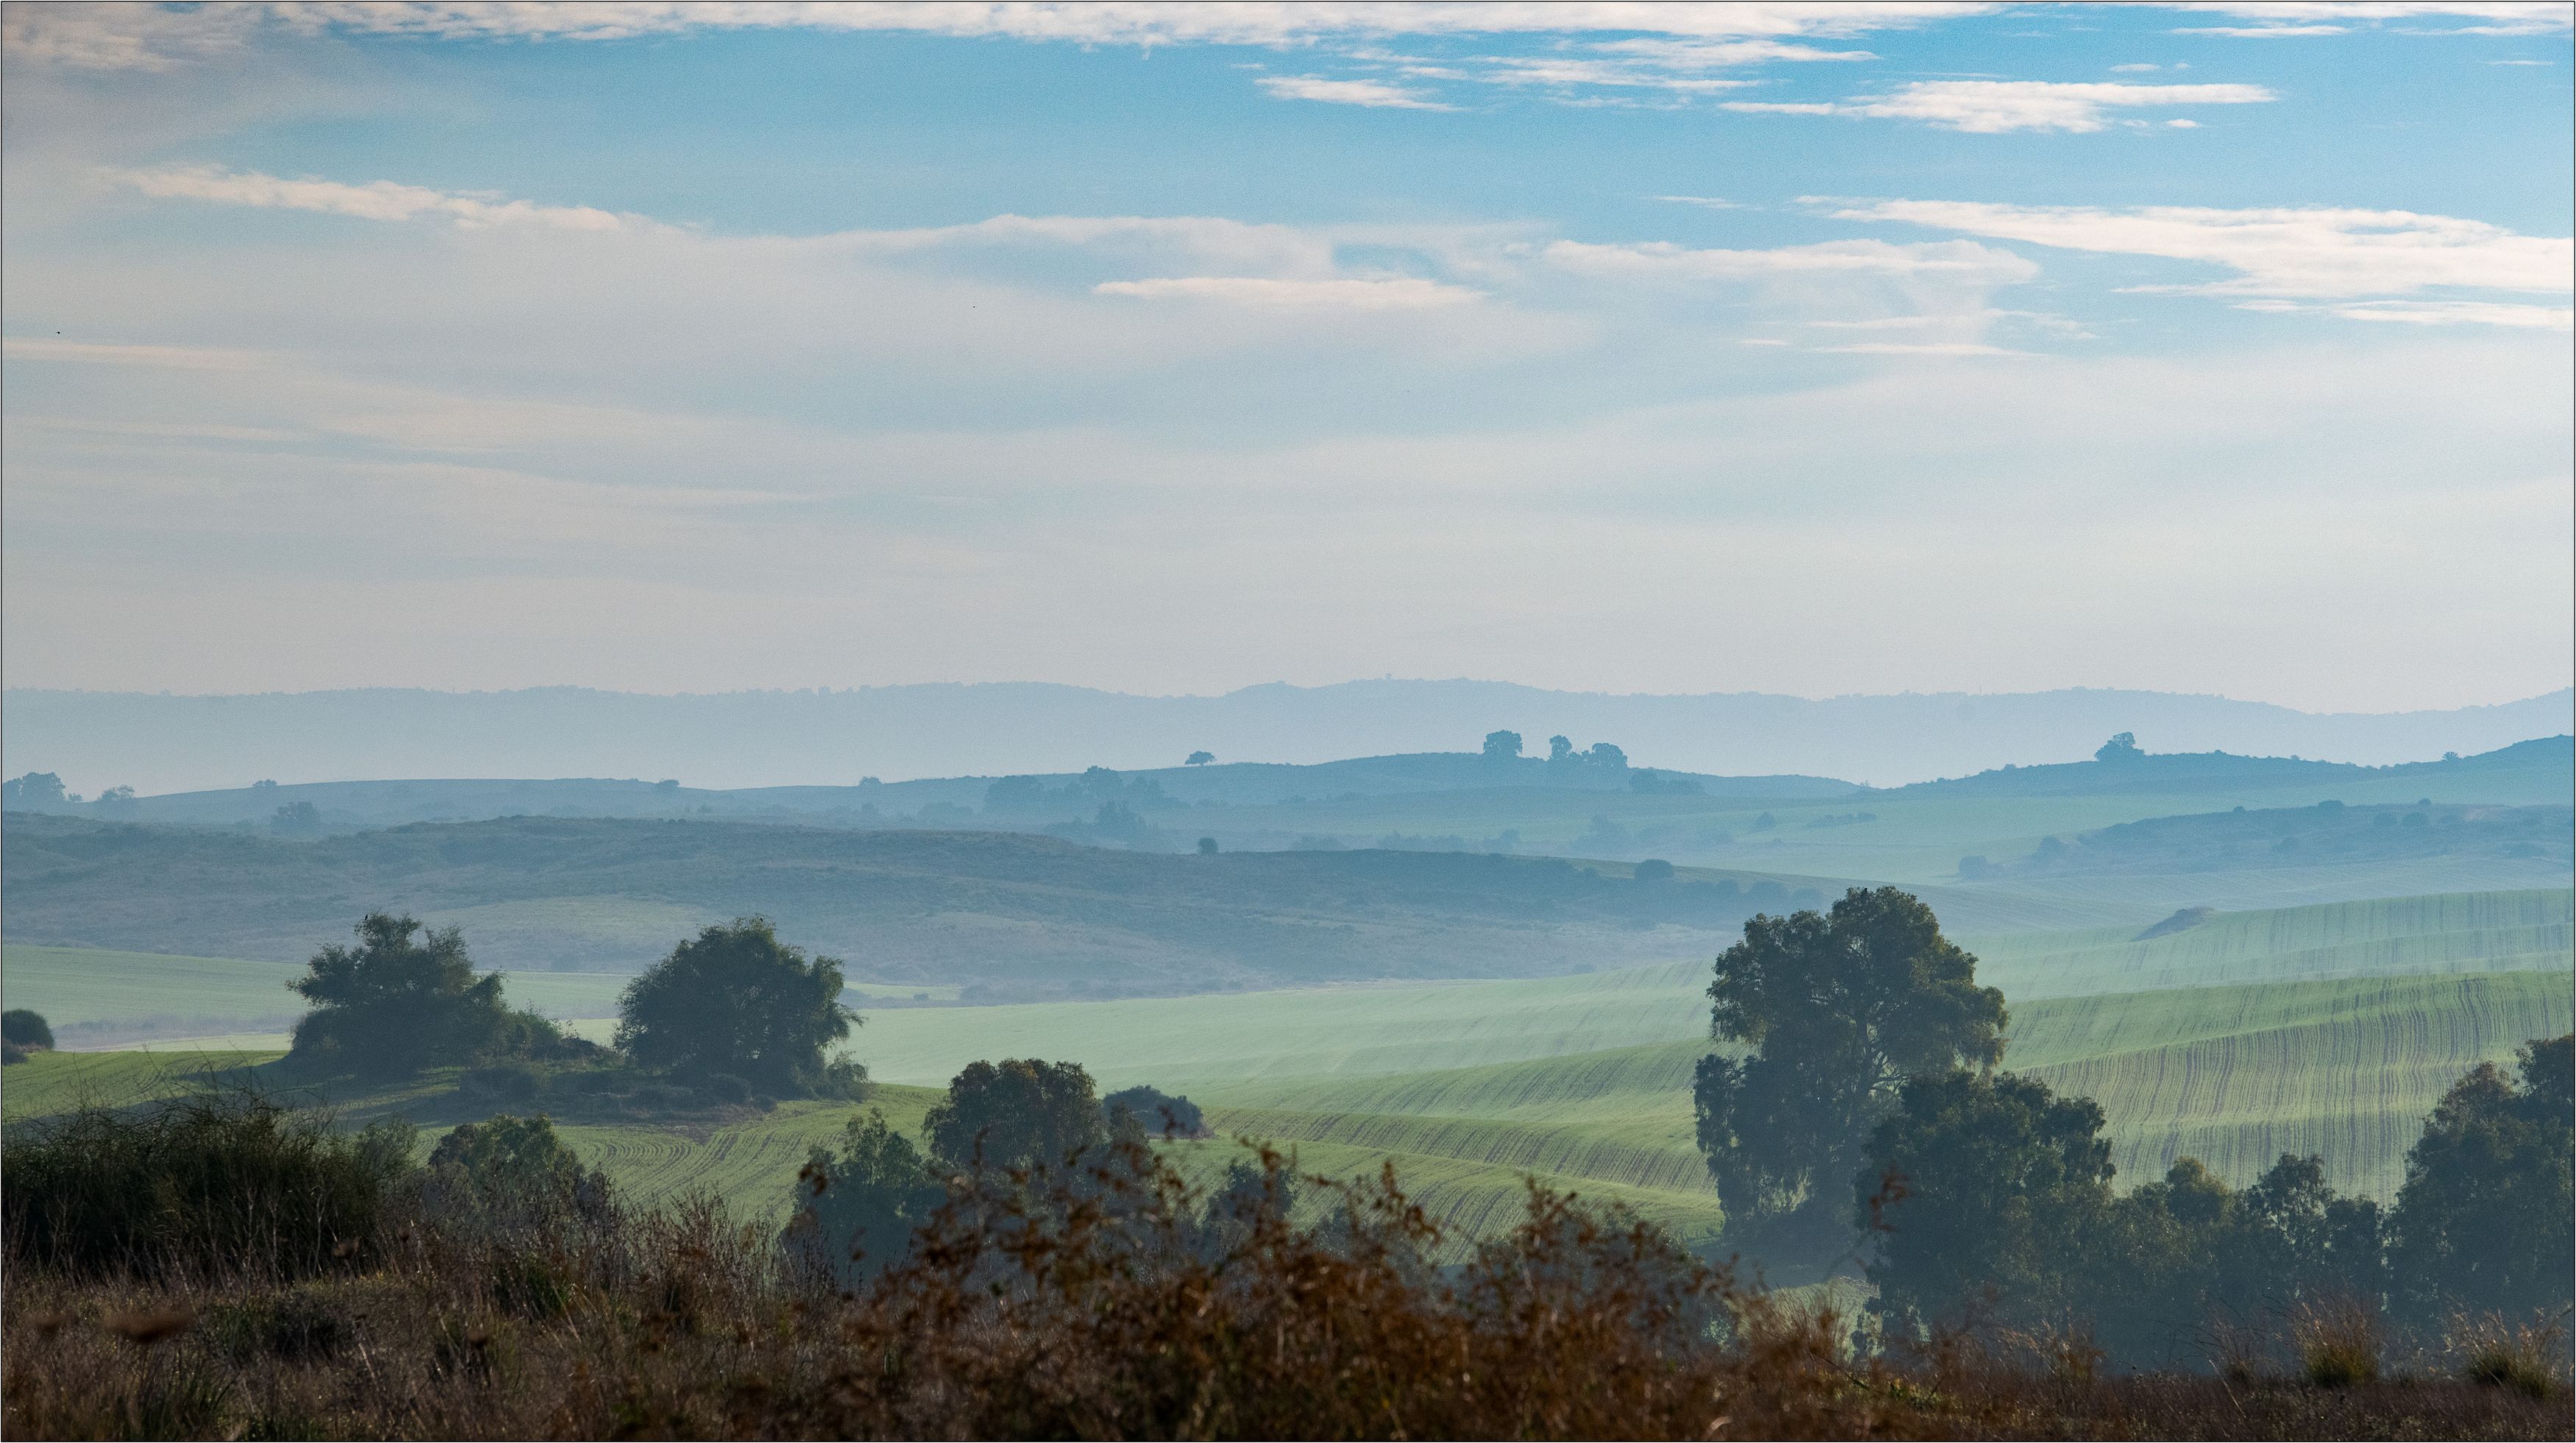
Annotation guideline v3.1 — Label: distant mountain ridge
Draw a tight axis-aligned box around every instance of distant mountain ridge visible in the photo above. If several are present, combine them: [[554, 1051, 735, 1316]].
[[4, 681, 2568, 794]]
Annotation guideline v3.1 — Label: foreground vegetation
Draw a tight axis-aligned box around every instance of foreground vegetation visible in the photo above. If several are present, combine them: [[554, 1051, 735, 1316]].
[[6, 1089, 2566, 1442]]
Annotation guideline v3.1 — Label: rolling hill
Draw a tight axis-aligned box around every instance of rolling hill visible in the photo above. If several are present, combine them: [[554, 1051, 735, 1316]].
[[0, 813, 1851, 994]]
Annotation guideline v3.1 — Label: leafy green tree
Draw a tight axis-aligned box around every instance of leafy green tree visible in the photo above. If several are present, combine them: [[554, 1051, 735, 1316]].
[[1546, 734, 1574, 763], [616, 918, 859, 1096], [1482, 730, 1523, 759], [1186, 750, 1214, 766], [922, 1058, 1108, 1172], [2095, 731, 2142, 762], [287, 913, 531, 1077], [2385, 1034, 2573, 1327], [2, 1009, 54, 1050], [1694, 887, 2006, 1227], [1858, 1068, 2114, 1347], [783, 1108, 946, 1282]]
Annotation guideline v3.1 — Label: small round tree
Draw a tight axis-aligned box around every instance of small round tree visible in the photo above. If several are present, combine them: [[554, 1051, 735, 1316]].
[[616, 918, 858, 1096], [921, 1058, 1108, 1172]]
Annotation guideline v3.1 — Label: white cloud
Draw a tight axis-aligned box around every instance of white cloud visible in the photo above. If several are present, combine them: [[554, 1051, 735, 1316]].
[[2109, 63, 2170, 71], [1545, 238, 2038, 282], [2165, 3, 2573, 36], [1456, 57, 1753, 92], [2239, 299, 2576, 329], [1094, 277, 1482, 308], [1835, 199, 2575, 298], [7, 2, 1999, 71], [1652, 195, 1747, 209], [1256, 75, 1454, 109], [1812, 341, 2031, 355], [1723, 79, 2275, 132], [2173, 24, 2349, 35], [103, 165, 632, 231]]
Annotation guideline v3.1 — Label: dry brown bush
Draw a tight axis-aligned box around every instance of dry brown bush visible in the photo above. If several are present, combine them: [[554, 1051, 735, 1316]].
[[4, 1139, 2567, 1441]]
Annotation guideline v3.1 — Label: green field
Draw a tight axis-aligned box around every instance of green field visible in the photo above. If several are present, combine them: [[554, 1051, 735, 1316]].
[[8, 887, 2566, 1249], [1964, 888, 2574, 998]]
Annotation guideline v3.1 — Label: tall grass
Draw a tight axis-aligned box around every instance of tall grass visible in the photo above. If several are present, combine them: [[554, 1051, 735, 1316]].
[[1, 1093, 413, 1280], [4, 1101, 2568, 1439]]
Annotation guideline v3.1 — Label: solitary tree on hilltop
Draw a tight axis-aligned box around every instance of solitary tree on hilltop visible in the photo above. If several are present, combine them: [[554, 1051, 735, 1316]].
[[2095, 731, 2143, 762], [1186, 751, 1214, 766], [1482, 730, 1523, 759]]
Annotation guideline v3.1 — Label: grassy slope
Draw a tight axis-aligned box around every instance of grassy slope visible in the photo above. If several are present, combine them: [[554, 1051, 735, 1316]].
[[1964, 888, 2573, 999], [0, 944, 637, 1048], [10, 889, 2566, 1244], [1201, 969, 2572, 1227], [2009, 970, 2574, 1196], [849, 961, 1709, 1091]]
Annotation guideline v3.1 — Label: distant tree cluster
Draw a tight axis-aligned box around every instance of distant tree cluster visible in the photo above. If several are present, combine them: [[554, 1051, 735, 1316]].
[[984, 766, 1181, 818], [1, 772, 67, 809]]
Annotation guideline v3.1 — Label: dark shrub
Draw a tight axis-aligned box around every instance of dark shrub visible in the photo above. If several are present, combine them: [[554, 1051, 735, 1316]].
[[421, 1114, 613, 1246], [704, 1072, 754, 1105], [0, 1093, 415, 1279], [2, 1008, 54, 1050], [783, 1108, 944, 1283], [286, 914, 522, 1079], [461, 1061, 545, 1104], [1103, 1083, 1209, 1139]]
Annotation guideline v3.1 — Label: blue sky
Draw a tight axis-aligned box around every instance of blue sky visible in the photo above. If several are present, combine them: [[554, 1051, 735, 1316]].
[[2, 2, 2569, 712]]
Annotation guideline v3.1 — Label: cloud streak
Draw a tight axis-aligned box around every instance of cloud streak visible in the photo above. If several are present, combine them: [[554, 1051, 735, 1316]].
[[1257, 75, 1454, 109], [7, 2, 1997, 71], [1724, 79, 2276, 132], [1835, 199, 2575, 298], [103, 165, 633, 231]]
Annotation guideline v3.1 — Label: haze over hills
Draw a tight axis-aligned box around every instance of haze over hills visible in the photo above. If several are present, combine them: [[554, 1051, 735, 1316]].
[[6, 681, 2569, 794]]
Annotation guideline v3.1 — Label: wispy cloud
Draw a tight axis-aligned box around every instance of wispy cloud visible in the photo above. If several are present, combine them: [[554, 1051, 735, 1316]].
[[1093, 276, 1481, 308], [1546, 237, 2038, 282], [2238, 299, 2575, 329], [102, 165, 633, 231], [0, 337, 274, 370], [5, 1, 1998, 71], [2164, 3, 2574, 37], [1724, 79, 2274, 132], [1834, 199, 2575, 298], [2173, 24, 2349, 36], [1256, 75, 1454, 110]]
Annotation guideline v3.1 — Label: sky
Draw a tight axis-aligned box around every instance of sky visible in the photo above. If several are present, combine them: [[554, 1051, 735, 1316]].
[[1, 2, 2569, 715]]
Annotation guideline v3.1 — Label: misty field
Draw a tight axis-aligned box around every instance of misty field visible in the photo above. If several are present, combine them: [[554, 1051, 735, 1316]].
[[11, 952, 2563, 1238]]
